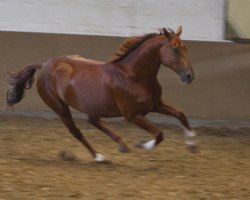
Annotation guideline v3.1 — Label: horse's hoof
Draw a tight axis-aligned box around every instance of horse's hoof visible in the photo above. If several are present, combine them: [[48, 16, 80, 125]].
[[118, 144, 129, 153], [94, 153, 112, 164], [135, 139, 156, 150]]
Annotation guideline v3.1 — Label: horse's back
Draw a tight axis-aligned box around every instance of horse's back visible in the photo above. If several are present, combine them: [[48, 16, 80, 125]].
[[45, 55, 104, 69], [41, 54, 104, 89], [64, 55, 104, 65], [41, 55, 105, 81]]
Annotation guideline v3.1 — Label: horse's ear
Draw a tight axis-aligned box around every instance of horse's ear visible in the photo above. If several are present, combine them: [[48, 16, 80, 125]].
[[163, 28, 172, 39], [176, 26, 182, 37]]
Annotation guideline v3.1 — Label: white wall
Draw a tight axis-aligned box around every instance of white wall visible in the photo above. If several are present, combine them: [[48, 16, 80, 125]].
[[0, 0, 225, 40]]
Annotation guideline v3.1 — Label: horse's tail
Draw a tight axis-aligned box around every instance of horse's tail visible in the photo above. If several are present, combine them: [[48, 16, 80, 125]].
[[6, 63, 43, 107]]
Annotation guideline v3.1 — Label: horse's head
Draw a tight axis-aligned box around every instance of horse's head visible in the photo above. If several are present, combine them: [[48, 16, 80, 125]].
[[160, 26, 194, 84]]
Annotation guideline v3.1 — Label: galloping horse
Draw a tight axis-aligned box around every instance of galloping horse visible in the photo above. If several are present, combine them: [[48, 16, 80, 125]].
[[6, 27, 196, 162]]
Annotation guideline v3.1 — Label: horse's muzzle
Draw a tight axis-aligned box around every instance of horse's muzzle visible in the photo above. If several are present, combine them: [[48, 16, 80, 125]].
[[180, 71, 194, 84]]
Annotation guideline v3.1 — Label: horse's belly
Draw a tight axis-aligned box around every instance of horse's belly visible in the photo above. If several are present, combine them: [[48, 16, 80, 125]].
[[76, 101, 122, 117], [135, 99, 155, 114], [68, 90, 122, 118]]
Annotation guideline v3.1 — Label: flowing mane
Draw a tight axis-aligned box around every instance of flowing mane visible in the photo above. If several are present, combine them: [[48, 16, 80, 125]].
[[111, 31, 164, 63]]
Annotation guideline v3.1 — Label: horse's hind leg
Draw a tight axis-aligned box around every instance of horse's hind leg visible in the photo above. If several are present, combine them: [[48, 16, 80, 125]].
[[88, 116, 129, 153], [53, 105, 108, 162], [37, 88, 108, 162]]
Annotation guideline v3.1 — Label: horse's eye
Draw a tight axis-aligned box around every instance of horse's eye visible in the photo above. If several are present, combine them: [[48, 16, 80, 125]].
[[172, 47, 179, 55]]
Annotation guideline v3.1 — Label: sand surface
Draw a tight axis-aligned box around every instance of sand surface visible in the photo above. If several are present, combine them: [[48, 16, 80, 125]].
[[0, 115, 249, 199]]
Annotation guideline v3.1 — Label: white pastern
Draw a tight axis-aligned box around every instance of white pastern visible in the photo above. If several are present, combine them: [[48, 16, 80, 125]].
[[184, 128, 197, 147], [185, 140, 196, 146], [94, 153, 106, 162], [142, 139, 156, 150], [184, 129, 196, 138]]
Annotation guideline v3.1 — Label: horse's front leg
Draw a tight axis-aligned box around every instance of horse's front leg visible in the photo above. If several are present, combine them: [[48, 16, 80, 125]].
[[154, 102, 197, 151], [130, 115, 164, 149]]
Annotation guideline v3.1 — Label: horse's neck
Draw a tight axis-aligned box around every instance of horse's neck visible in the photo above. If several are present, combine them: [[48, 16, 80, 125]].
[[119, 41, 162, 82]]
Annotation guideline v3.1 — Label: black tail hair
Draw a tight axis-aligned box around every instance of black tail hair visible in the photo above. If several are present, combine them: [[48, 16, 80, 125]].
[[6, 64, 43, 107]]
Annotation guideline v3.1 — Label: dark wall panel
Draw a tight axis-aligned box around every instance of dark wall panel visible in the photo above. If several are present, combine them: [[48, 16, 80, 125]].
[[1, 31, 250, 120]]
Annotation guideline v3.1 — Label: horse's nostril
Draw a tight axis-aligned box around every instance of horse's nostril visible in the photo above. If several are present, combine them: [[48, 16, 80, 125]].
[[180, 71, 194, 84], [186, 74, 192, 81]]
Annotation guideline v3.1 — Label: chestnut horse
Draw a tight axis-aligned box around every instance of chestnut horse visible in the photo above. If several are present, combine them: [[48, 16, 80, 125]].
[[6, 27, 196, 162]]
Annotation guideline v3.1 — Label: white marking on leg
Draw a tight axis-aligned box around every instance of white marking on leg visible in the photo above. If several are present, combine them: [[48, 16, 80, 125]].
[[142, 139, 156, 150], [184, 129, 196, 138], [185, 140, 196, 146], [183, 128, 197, 147], [94, 153, 105, 162]]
